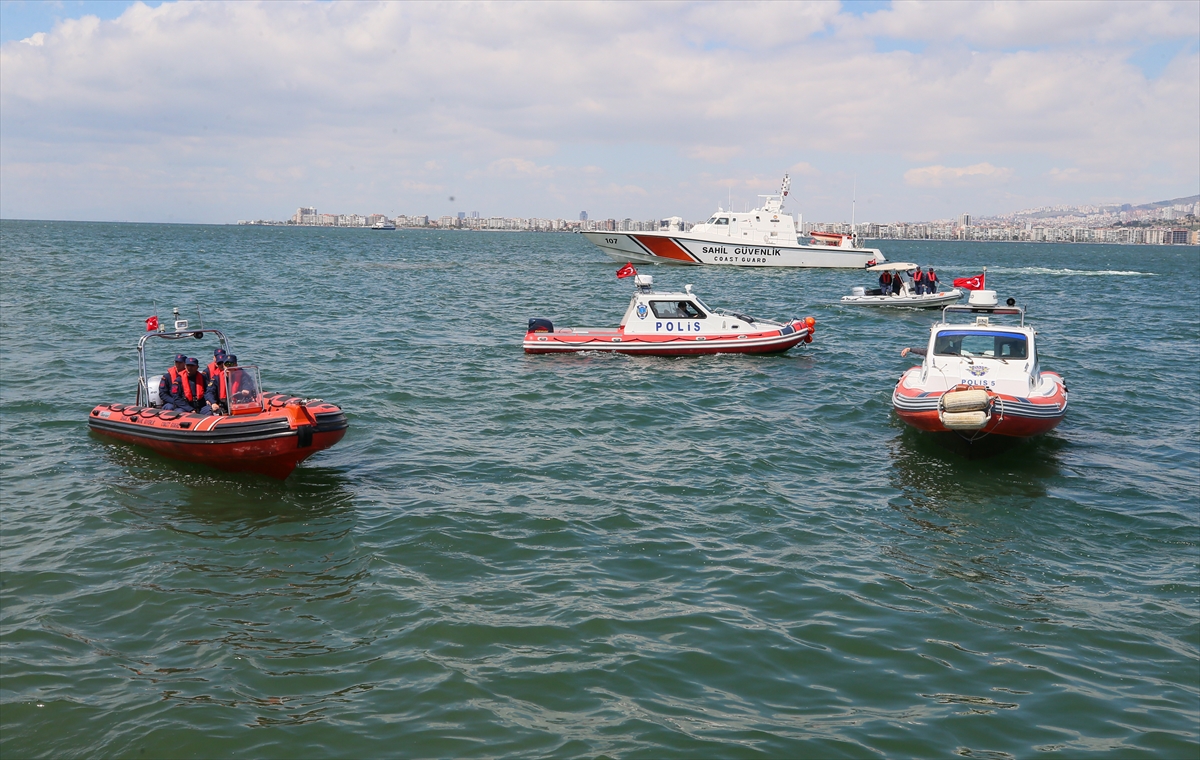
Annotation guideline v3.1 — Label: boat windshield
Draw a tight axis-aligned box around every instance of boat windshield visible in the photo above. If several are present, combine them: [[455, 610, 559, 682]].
[[714, 217, 729, 226], [706, 216, 719, 225], [649, 300, 706, 319], [934, 331, 1027, 359], [224, 366, 264, 414]]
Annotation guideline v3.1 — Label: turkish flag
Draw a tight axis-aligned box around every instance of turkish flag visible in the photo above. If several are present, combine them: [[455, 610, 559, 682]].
[[953, 272, 986, 290], [145, 316, 159, 331], [616, 263, 637, 279]]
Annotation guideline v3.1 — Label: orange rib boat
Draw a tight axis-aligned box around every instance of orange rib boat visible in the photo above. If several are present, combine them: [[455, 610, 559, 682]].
[[88, 320, 347, 479]]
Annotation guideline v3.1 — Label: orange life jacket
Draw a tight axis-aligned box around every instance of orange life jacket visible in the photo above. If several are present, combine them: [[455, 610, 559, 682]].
[[210, 367, 228, 400], [180, 371, 204, 402], [927, 270, 938, 283], [207, 361, 222, 377], [219, 368, 251, 400], [913, 269, 924, 282]]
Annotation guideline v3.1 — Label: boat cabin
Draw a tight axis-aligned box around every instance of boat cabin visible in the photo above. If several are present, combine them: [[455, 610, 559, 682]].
[[688, 176, 799, 246], [915, 291, 1043, 396], [616, 275, 780, 336]]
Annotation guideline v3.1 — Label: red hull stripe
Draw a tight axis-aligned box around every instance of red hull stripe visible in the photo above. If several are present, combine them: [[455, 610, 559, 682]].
[[632, 235, 697, 262]]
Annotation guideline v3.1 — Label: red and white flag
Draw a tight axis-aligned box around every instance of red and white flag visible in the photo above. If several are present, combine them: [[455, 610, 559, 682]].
[[953, 272, 986, 290], [145, 315, 159, 331], [616, 262, 637, 279]]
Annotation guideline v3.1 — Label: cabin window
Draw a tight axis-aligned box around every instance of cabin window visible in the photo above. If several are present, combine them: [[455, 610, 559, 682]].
[[714, 217, 729, 226], [706, 216, 718, 224], [933, 331, 1027, 359], [649, 300, 706, 319]]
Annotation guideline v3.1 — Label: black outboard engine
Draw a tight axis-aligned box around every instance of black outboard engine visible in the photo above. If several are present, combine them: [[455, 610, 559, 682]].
[[528, 318, 554, 334]]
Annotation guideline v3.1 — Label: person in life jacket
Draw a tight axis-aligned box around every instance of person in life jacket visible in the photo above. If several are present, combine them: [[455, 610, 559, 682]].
[[878, 270, 893, 295], [206, 348, 227, 379], [205, 354, 256, 413], [180, 357, 210, 414], [912, 267, 926, 295], [158, 353, 190, 410], [925, 267, 939, 293]]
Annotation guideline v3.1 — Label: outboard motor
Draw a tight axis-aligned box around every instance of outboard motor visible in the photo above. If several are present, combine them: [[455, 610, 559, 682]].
[[528, 318, 554, 334]]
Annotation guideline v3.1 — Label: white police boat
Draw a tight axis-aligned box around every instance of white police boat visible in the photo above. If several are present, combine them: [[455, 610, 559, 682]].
[[524, 271, 815, 356]]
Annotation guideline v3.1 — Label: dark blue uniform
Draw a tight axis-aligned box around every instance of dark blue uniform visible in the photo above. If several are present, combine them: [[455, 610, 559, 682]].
[[158, 372, 190, 411]]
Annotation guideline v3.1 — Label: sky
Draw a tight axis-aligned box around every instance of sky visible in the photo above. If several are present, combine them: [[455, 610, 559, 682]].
[[1, 0, 1197, 224]]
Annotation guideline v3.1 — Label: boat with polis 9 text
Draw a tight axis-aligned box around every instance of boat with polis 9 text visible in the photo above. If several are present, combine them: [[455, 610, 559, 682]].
[[580, 175, 885, 268]]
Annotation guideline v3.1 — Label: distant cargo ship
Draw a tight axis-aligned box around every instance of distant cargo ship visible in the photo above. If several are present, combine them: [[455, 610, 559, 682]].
[[581, 175, 884, 268]]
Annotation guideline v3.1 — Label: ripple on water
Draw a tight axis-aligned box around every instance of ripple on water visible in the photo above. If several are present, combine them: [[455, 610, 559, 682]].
[[1, 225, 1197, 758]]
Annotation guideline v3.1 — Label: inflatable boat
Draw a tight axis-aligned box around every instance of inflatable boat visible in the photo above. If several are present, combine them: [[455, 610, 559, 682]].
[[524, 269, 815, 356], [892, 291, 1067, 443], [88, 318, 347, 479], [841, 262, 962, 309]]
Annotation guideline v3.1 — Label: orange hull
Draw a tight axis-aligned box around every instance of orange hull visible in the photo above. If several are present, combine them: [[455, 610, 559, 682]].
[[88, 393, 348, 479]]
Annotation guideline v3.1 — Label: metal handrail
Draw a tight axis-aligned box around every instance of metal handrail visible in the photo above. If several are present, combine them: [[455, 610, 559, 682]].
[[136, 328, 230, 406]]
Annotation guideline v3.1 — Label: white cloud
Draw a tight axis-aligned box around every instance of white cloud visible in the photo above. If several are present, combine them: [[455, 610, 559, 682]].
[[842, 0, 1199, 47], [0, 1, 1196, 222], [904, 163, 1013, 188]]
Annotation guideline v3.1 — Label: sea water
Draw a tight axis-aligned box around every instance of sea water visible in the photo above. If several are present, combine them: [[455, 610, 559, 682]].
[[1, 220, 1197, 758]]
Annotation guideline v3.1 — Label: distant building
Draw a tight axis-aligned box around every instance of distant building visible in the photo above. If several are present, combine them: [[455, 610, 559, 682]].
[[580, 211, 588, 221], [457, 212, 465, 220], [958, 213, 971, 227], [293, 207, 318, 225]]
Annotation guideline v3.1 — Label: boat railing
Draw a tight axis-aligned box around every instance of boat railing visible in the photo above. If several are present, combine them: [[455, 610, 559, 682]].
[[941, 303, 1024, 326], [136, 328, 230, 406]]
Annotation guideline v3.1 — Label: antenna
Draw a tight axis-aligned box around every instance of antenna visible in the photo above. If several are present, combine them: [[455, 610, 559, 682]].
[[851, 175, 857, 244]]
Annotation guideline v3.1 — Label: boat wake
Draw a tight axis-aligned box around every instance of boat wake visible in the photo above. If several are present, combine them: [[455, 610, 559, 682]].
[[986, 267, 1155, 276]]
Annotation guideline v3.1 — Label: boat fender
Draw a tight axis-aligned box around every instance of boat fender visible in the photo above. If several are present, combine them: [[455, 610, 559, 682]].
[[296, 425, 314, 448], [942, 389, 990, 413], [941, 410, 989, 430], [804, 316, 816, 331], [528, 317, 554, 334]]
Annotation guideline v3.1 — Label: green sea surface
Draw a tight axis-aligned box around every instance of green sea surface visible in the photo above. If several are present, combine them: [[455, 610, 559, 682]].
[[1, 220, 1197, 758]]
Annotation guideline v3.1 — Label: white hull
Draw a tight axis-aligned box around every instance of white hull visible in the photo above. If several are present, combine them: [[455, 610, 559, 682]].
[[581, 231, 882, 269], [841, 290, 962, 309]]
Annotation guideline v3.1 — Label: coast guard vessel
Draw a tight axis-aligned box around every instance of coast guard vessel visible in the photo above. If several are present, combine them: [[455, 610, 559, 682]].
[[88, 311, 348, 479], [581, 175, 884, 269]]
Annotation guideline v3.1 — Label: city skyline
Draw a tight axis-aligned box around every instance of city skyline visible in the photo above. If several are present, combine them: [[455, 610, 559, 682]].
[[2, 1, 1198, 224]]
